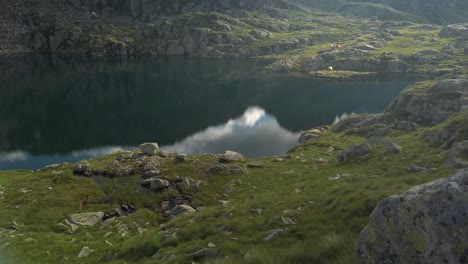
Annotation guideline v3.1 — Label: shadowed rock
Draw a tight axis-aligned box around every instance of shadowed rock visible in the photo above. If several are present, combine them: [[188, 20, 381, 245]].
[[357, 168, 468, 264]]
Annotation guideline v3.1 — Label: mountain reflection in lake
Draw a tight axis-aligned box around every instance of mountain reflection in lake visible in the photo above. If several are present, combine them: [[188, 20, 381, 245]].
[[0, 55, 416, 169]]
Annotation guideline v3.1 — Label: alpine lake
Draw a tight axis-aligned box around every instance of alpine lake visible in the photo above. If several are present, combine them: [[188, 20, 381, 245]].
[[0, 55, 418, 170]]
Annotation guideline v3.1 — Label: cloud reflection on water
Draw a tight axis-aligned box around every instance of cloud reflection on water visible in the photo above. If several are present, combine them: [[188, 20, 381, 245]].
[[0, 107, 299, 170], [162, 106, 299, 157]]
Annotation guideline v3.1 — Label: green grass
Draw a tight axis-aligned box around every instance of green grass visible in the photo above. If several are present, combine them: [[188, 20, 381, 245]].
[[0, 118, 457, 263]]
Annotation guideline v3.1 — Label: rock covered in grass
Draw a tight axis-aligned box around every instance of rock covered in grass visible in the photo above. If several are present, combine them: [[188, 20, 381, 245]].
[[139, 143, 160, 155], [219, 151, 244, 163], [338, 143, 372, 163], [356, 168, 468, 263]]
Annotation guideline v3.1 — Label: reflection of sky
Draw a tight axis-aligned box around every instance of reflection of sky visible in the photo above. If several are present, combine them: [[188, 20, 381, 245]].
[[0, 107, 299, 170], [0, 146, 133, 171], [162, 106, 299, 156]]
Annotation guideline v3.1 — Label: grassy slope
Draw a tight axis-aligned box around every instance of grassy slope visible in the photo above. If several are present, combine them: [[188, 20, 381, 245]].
[[0, 117, 456, 263]]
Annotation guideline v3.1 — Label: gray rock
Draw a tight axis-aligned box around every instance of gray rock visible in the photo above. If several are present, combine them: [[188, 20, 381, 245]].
[[356, 169, 468, 264], [141, 178, 170, 191], [186, 247, 217, 260], [338, 143, 372, 163], [68, 212, 104, 226], [142, 169, 160, 178], [176, 154, 187, 162], [78, 246, 94, 258], [220, 151, 244, 163], [251, 208, 263, 215], [394, 121, 418, 131], [386, 142, 402, 154], [139, 143, 160, 155], [407, 164, 425, 173], [444, 157, 468, 169], [247, 162, 265, 168], [439, 24, 468, 39], [263, 229, 283, 241], [298, 132, 320, 143], [180, 177, 201, 190], [207, 164, 228, 174], [281, 216, 296, 225], [169, 204, 196, 217], [385, 79, 468, 124]]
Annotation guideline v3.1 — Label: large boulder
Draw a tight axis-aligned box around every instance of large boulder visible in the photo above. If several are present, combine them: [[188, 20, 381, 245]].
[[139, 143, 160, 155], [220, 150, 244, 163], [356, 169, 468, 263]]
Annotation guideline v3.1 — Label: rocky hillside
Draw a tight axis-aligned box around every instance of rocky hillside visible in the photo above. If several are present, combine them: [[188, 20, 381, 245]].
[[1, 0, 467, 79]]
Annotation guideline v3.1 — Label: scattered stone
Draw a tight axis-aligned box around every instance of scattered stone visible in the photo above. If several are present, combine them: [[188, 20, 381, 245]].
[[104, 232, 112, 238], [142, 169, 160, 178], [407, 164, 425, 173], [357, 168, 468, 263], [207, 242, 216, 248], [176, 154, 187, 162], [273, 158, 284, 162], [141, 178, 170, 191], [180, 177, 201, 190], [329, 174, 341, 181], [100, 218, 115, 229], [142, 160, 160, 171], [78, 246, 94, 258], [247, 162, 265, 168], [207, 164, 228, 174], [218, 200, 229, 206], [24, 238, 37, 242], [68, 212, 104, 226], [338, 143, 372, 163], [105, 240, 114, 247], [251, 208, 263, 215], [386, 142, 402, 154], [281, 216, 296, 225], [444, 157, 468, 169], [298, 132, 320, 143], [139, 143, 160, 155], [263, 229, 283, 241], [220, 151, 244, 163], [394, 121, 417, 131], [169, 205, 196, 217], [186, 247, 218, 260]]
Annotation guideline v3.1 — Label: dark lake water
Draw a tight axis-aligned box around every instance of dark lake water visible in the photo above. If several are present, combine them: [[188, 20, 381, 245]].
[[0, 55, 416, 170]]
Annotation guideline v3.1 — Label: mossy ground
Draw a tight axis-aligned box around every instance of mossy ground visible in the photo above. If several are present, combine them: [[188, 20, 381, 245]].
[[0, 119, 455, 263]]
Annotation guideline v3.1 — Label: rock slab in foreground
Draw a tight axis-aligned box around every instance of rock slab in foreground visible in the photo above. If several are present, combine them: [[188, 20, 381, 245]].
[[356, 168, 468, 264], [68, 212, 104, 226]]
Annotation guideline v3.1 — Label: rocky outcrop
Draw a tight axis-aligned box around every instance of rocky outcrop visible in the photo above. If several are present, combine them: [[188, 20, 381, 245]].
[[439, 24, 468, 39], [356, 168, 468, 264], [385, 79, 468, 124]]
